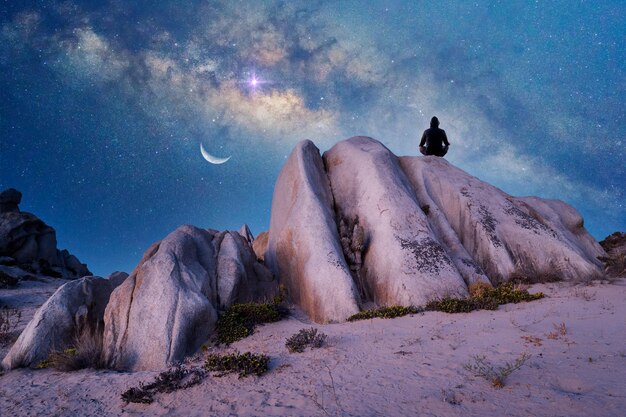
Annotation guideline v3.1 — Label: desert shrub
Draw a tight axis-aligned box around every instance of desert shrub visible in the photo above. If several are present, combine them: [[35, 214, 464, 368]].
[[426, 297, 499, 314], [347, 305, 420, 322], [484, 282, 544, 304], [38, 327, 105, 371], [0, 307, 22, 345], [467, 282, 491, 298], [464, 353, 531, 388], [205, 351, 270, 378], [216, 302, 287, 344], [427, 282, 543, 314], [285, 328, 327, 353], [121, 365, 206, 404]]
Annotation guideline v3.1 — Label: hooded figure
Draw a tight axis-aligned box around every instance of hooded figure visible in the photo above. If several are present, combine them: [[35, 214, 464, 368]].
[[419, 116, 450, 157]]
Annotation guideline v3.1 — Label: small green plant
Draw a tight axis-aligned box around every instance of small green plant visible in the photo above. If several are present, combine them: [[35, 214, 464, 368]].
[[121, 365, 206, 404], [216, 302, 287, 344], [485, 282, 544, 304], [426, 297, 499, 313], [35, 359, 50, 369], [464, 353, 531, 388], [427, 282, 544, 314], [285, 328, 327, 353], [205, 351, 270, 378], [347, 305, 420, 321]]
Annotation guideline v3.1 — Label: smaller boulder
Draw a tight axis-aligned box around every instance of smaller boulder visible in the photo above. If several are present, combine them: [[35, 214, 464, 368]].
[[1, 276, 122, 370]]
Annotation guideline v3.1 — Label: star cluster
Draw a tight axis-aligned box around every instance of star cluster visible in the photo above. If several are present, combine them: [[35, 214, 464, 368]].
[[1, 0, 624, 275]]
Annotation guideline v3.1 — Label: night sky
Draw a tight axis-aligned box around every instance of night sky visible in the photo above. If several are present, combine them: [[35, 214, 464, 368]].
[[1, 1, 624, 276]]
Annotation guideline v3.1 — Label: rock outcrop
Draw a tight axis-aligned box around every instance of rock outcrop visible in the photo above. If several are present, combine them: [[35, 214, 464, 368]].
[[102, 225, 276, 371], [400, 156, 604, 283], [265, 140, 360, 323], [266, 137, 606, 322], [0, 188, 22, 213], [599, 232, 626, 277], [2, 275, 122, 369], [0, 188, 91, 280], [324, 137, 470, 308]]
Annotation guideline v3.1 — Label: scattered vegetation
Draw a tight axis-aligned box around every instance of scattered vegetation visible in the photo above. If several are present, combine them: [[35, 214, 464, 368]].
[[0, 307, 21, 345], [546, 322, 568, 340], [121, 365, 207, 404], [204, 351, 270, 378], [427, 282, 544, 314], [347, 305, 421, 322], [285, 328, 327, 353], [216, 301, 287, 344], [426, 297, 499, 314], [36, 327, 104, 371], [463, 353, 531, 388]]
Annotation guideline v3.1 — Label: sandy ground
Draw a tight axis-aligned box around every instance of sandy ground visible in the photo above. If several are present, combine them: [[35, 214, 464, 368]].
[[1, 279, 625, 417]]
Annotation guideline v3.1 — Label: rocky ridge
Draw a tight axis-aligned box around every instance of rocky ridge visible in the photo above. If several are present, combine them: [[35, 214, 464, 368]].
[[1, 137, 610, 371]]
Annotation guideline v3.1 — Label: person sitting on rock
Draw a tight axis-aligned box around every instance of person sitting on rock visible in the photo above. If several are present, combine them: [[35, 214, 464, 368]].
[[419, 116, 450, 157]]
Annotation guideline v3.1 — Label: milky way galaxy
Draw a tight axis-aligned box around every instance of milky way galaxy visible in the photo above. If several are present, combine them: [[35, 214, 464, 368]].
[[1, 1, 624, 275]]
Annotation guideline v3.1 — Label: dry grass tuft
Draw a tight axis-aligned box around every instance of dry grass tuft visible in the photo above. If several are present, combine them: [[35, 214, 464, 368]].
[[0, 307, 21, 345], [464, 353, 531, 388], [39, 326, 105, 371]]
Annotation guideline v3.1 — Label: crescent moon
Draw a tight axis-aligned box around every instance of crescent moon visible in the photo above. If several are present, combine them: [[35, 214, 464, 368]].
[[200, 143, 231, 165]]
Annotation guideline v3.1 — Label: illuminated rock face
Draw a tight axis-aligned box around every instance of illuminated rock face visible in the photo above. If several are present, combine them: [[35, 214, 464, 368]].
[[267, 137, 606, 323], [102, 225, 276, 371], [265, 140, 360, 324]]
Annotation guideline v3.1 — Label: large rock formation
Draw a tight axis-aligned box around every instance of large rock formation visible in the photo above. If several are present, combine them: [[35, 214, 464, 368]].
[[2, 274, 124, 369], [324, 137, 471, 308], [265, 140, 360, 323], [2, 137, 609, 371], [266, 137, 606, 322], [0, 188, 91, 280], [102, 225, 276, 371]]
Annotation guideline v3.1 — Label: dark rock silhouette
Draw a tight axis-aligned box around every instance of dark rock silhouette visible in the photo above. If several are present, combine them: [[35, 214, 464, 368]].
[[0, 188, 91, 281], [599, 232, 626, 277]]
